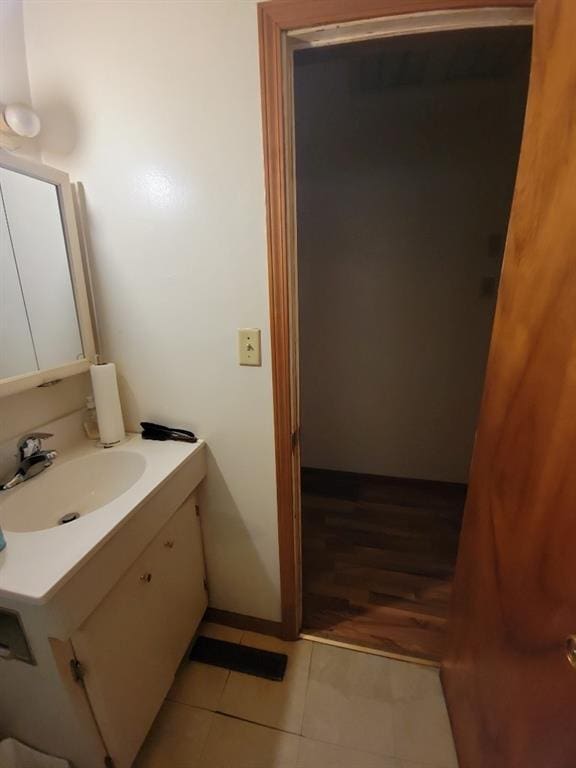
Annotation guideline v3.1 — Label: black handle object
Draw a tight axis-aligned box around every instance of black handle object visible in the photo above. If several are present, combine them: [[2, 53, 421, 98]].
[[140, 422, 198, 443], [141, 429, 197, 444], [141, 421, 196, 438], [141, 430, 170, 442]]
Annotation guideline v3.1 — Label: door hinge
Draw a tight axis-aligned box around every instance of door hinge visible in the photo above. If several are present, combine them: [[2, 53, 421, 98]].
[[70, 657, 85, 684], [104, 756, 115, 768], [203, 577, 209, 592], [195, 504, 200, 517], [291, 428, 300, 452]]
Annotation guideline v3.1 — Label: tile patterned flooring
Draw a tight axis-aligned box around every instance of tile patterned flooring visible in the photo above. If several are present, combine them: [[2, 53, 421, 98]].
[[136, 622, 458, 768]]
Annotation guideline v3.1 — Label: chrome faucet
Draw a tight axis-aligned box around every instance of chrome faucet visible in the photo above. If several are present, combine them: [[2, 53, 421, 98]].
[[0, 433, 58, 491]]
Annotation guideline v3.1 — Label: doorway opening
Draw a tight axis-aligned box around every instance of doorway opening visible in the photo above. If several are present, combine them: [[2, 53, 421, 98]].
[[294, 25, 532, 662]]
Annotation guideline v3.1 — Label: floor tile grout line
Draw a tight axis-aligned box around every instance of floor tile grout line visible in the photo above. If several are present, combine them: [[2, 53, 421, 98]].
[[194, 702, 220, 766], [293, 728, 451, 768], [206, 632, 314, 743], [187, 628, 245, 767], [389, 658, 399, 763], [164, 694, 223, 716], [212, 709, 303, 737], [298, 640, 315, 738], [294, 729, 308, 767], [214, 667, 231, 712], [159, 696, 451, 768], [294, 730, 402, 764]]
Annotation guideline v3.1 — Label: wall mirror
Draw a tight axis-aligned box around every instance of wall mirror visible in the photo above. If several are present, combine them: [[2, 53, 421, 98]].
[[0, 152, 96, 397]]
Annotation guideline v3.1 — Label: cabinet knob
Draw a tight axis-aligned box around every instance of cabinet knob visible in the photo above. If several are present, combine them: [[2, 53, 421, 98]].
[[164, 540, 175, 549], [140, 572, 152, 583]]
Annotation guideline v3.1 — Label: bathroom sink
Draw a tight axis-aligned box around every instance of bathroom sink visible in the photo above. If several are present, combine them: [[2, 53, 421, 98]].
[[0, 431, 206, 606], [0, 450, 146, 533]]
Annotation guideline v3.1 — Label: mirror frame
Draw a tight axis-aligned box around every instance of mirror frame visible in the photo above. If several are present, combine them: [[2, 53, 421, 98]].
[[0, 151, 97, 397]]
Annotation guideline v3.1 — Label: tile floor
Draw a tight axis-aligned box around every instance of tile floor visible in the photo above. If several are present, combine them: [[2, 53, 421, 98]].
[[136, 622, 458, 768]]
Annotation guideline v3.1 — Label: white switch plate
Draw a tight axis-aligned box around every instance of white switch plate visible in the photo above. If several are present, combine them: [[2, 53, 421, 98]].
[[238, 328, 261, 366]]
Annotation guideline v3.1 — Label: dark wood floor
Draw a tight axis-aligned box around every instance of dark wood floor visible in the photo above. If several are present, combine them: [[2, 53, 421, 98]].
[[301, 467, 466, 663]]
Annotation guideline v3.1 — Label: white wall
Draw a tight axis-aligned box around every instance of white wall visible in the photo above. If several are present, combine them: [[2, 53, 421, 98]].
[[296, 49, 527, 483], [0, 0, 90, 450], [23, 0, 281, 620], [0, 0, 32, 108]]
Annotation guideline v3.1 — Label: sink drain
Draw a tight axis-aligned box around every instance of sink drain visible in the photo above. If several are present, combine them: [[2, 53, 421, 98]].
[[58, 512, 80, 525]]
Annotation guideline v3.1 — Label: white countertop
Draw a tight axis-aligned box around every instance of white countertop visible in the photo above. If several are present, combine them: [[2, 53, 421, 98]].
[[0, 434, 205, 605]]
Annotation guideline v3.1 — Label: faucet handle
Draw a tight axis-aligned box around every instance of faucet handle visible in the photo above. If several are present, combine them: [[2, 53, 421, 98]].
[[17, 433, 54, 460]]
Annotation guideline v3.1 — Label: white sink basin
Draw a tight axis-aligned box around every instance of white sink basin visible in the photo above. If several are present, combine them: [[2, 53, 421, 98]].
[[0, 450, 146, 533], [0, 432, 206, 606]]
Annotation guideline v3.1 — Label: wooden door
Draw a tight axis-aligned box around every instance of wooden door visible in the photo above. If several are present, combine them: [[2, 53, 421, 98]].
[[443, 2, 576, 767]]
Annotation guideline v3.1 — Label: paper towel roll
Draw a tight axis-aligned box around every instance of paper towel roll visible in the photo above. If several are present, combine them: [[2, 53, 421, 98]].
[[90, 363, 125, 447]]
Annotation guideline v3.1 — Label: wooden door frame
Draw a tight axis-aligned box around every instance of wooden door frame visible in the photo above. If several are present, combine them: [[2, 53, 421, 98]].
[[257, 0, 537, 640]]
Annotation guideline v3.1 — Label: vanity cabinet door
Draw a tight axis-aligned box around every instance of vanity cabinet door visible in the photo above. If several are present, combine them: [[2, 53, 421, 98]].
[[71, 494, 207, 768], [157, 496, 207, 665]]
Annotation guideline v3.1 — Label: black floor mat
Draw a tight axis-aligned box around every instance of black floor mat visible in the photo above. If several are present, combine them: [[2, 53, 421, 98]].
[[189, 636, 288, 681]]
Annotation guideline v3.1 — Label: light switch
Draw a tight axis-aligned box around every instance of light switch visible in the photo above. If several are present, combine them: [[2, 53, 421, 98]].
[[238, 328, 261, 366]]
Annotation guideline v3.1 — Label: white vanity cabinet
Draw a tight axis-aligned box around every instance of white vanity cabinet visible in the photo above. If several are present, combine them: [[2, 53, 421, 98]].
[[0, 434, 207, 768], [71, 494, 207, 768]]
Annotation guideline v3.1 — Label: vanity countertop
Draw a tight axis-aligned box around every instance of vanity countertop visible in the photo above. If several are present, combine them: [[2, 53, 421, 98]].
[[0, 434, 206, 605]]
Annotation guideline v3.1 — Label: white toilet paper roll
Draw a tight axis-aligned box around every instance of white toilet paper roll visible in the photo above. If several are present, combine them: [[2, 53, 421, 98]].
[[90, 363, 125, 447]]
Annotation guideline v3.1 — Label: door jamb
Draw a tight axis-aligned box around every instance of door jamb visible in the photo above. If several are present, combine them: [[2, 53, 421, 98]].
[[257, 0, 536, 641]]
